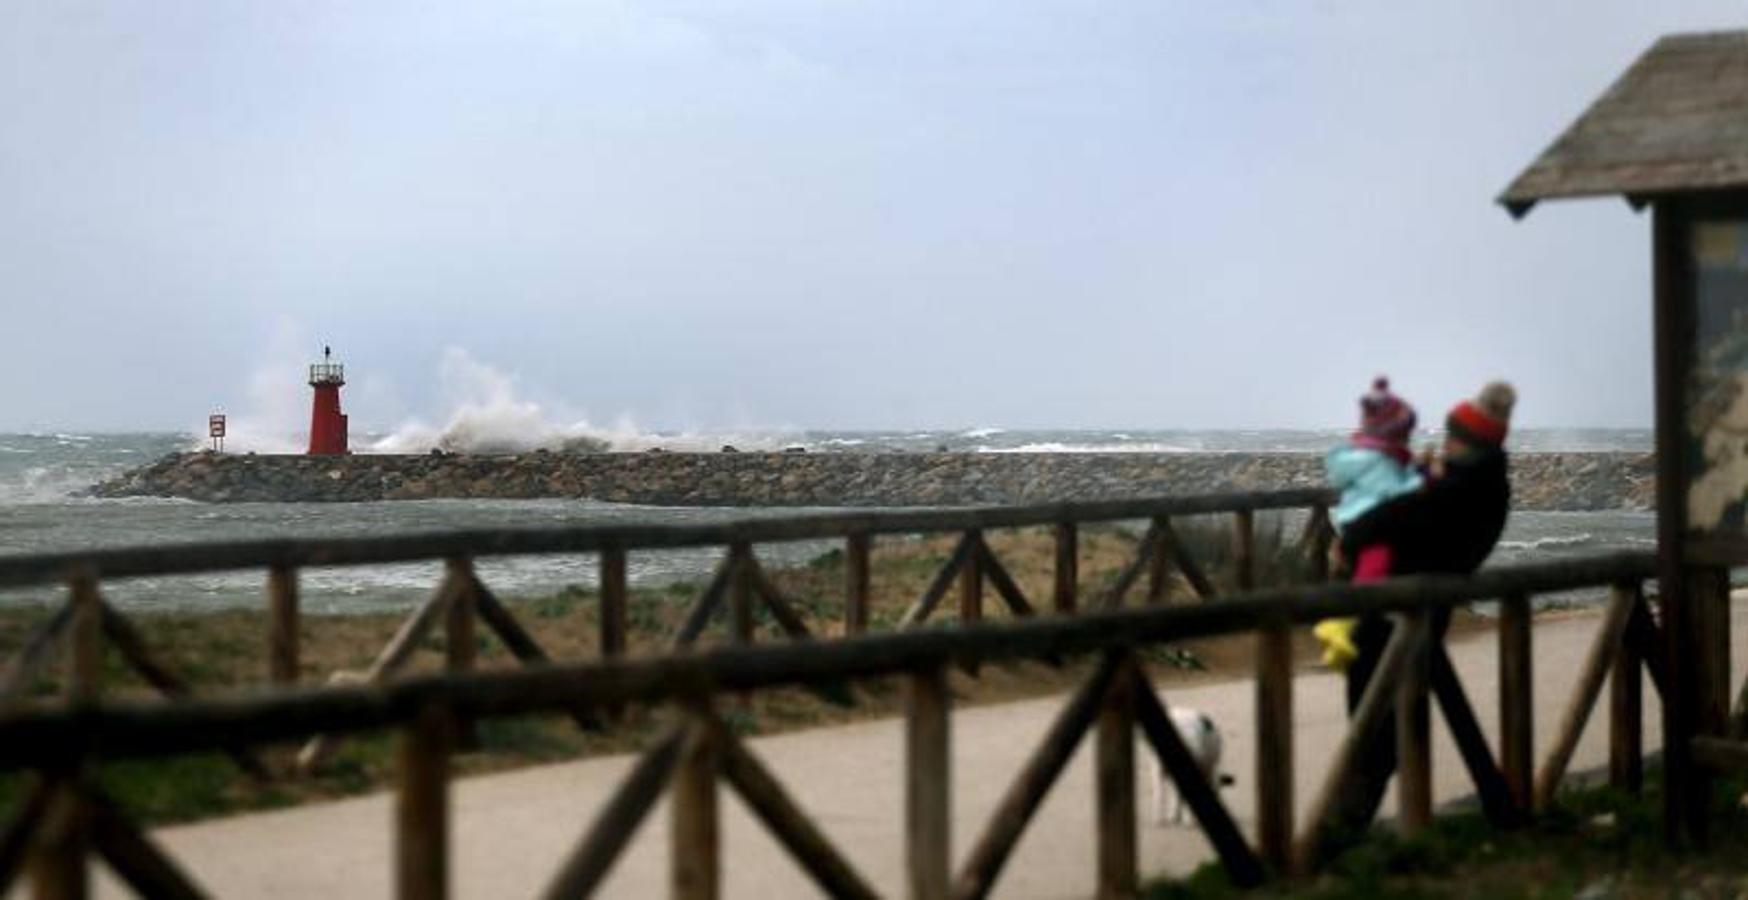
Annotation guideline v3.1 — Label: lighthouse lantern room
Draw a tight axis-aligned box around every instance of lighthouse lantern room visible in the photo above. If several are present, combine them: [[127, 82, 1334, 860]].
[[307, 346, 348, 455]]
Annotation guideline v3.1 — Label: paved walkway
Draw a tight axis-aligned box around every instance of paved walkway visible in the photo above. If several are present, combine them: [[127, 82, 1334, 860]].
[[101, 597, 1748, 899]]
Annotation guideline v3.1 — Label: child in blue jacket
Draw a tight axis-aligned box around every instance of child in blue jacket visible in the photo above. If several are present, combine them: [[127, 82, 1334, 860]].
[[1314, 377, 1423, 669]]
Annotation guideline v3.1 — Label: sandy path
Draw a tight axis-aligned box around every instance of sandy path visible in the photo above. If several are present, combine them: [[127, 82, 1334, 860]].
[[97, 597, 1743, 899]]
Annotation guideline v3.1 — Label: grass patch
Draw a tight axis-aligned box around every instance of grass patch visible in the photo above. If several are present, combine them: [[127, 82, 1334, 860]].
[[1147, 769, 1748, 899]]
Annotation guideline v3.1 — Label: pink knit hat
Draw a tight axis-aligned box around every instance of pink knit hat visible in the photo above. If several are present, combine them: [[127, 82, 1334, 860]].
[[1359, 376, 1417, 444]]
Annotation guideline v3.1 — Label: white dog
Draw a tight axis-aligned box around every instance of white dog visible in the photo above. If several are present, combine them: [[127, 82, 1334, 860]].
[[1149, 707, 1232, 826]]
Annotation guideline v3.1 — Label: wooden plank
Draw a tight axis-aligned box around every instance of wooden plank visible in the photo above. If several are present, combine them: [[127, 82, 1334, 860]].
[[1689, 567, 1730, 848], [844, 533, 871, 635], [959, 531, 984, 625], [1612, 611, 1644, 793], [1158, 519, 1217, 601], [1651, 198, 1698, 847], [88, 792, 206, 899], [1428, 646, 1518, 827], [713, 718, 879, 900], [541, 728, 685, 900], [370, 574, 466, 680], [729, 543, 755, 647], [99, 604, 192, 697], [1146, 525, 1170, 605], [1232, 510, 1256, 593], [444, 559, 477, 680], [0, 489, 1340, 590], [1255, 623, 1293, 871], [28, 778, 88, 900], [1691, 736, 1748, 771], [1498, 593, 1533, 814], [907, 666, 950, 900], [1294, 616, 1422, 873], [745, 557, 855, 706], [471, 581, 550, 664], [670, 555, 736, 650], [66, 573, 101, 706], [1131, 667, 1265, 888], [1626, 594, 1668, 699], [397, 704, 452, 900], [1300, 504, 1332, 582], [1053, 523, 1078, 615], [298, 574, 463, 773], [1095, 522, 1160, 611], [1395, 613, 1432, 835], [978, 542, 1036, 618], [1697, 568, 1732, 735], [1095, 659, 1136, 899], [898, 534, 975, 629], [0, 778, 51, 894], [1731, 668, 1748, 740], [744, 554, 813, 640], [599, 546, 628, 659], [1534, 582, 1636, 811], [471, 582, 601, 733], [98, 603, 272, 781], [0, 604, 71, 707], [671, 720, 719, 900], [953, 652, 1124, 900], [266, 564, 299, 686]]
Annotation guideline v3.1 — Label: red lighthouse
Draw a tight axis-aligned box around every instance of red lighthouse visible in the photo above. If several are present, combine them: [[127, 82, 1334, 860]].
[[307, 346, 349, 455]]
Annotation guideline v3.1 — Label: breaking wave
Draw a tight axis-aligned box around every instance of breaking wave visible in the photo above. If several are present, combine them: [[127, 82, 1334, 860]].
[[368, 349, 795, 455]]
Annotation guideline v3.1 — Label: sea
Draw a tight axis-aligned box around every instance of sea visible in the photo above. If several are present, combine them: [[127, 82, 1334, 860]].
[[0, 429, 1656, 612]]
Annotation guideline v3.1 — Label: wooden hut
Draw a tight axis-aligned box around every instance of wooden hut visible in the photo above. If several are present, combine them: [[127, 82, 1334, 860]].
[[1503, 29, 1748, 844]]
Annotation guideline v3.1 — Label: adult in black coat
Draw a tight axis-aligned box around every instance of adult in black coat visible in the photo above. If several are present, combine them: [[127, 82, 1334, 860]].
[[1324, 381, 1516, 844]]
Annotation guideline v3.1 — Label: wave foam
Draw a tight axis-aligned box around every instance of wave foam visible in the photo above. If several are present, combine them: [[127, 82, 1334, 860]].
[[368, 349, 795, 455], [1498, 534, 1596, 551], [978, 442, 1200, 454]]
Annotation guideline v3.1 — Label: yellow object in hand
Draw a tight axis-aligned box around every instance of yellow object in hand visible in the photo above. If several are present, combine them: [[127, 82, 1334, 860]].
[[1313, 617, 1359, 671]]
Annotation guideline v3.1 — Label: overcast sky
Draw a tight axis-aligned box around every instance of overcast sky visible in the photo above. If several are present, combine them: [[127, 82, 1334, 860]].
[[3, 2, 1743, 435]]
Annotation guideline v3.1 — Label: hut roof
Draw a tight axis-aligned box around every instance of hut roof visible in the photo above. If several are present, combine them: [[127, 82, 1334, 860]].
[[1501, 30, 1748, 217]]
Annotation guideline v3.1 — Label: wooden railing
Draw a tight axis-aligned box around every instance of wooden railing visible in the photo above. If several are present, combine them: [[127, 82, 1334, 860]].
[[0, 489, 1336, 770], [0, 542, 1666, 898]]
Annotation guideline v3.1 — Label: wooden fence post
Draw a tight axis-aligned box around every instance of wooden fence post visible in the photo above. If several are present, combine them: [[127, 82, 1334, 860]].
[[29, 776, 88, 900], [267, 564, 299, 686], [1256, 621, 1294, 872], [907, 666, 950, 900], [443, 558, 478, 749], [1396, 613, 1432, 835], [1053, 524, 1078, 615], [1146, 527, 1170, 605], [443, 558, 476, 679], [1611, 610, 1643, 793], [1499, 593, 1533, 814], [66, 573, 101, 706], [672, 716, 719, 900], [1307, 504, 1331, 583], [959, 531, 983, 625], [845, 533, 871, 635], [1096, 658, 1136, 899], [729, 543, 755, 647], [1233, 510, 1255, 593], [397, 703, 452, 900], [599, 547, 627, 659]]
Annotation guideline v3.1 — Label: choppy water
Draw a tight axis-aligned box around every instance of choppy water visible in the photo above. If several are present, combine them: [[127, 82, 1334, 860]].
[[0, 430, 1654, 612]]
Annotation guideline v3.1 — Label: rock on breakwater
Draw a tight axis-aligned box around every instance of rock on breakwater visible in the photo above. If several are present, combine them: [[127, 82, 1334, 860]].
[[90, 451, 1655, 511]]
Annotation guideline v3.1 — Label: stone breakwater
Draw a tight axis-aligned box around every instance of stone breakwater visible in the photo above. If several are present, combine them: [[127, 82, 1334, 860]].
[[90, 451, 1655, 511]]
